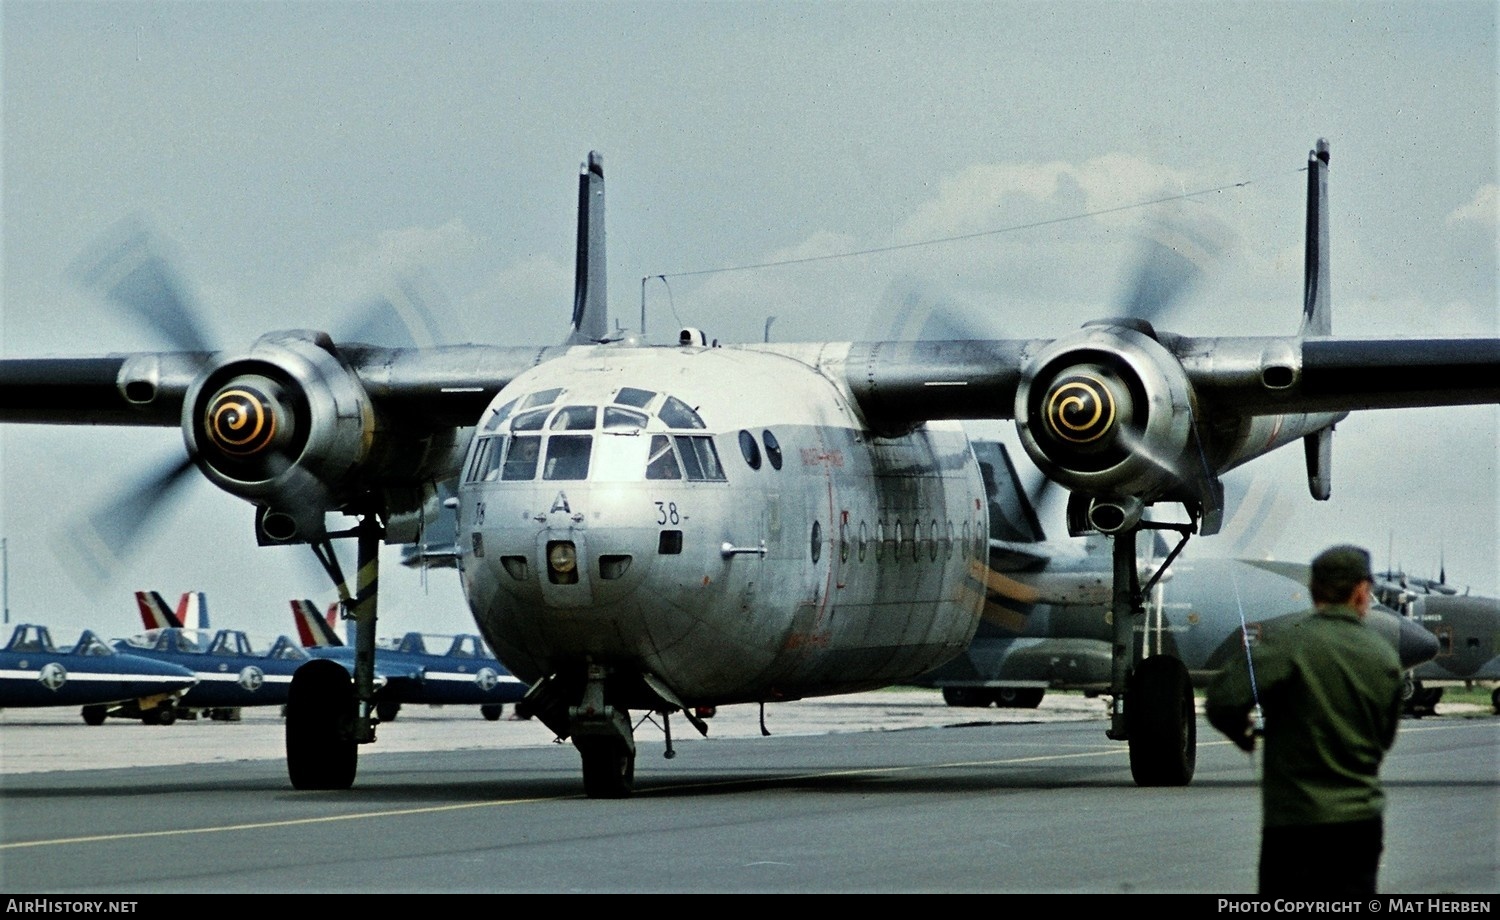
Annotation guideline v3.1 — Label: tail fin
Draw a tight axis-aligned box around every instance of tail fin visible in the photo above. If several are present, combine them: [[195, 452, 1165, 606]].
[[136, 591, 183, 630], [971, 440, 1047, 543], [325, 603, 343, 644], [566, 151, 608, 344], [291, 599, 343, 647], [175, 591, 209, 629], [1299, 138, 1335, 500], [1300, 138, 1331, 336]]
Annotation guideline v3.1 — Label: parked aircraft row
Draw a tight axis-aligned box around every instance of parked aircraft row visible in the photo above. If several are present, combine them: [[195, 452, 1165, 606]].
[[0, 623, 194, 723], [3, 140, 1497, 797], [0, 592, 526, 726]]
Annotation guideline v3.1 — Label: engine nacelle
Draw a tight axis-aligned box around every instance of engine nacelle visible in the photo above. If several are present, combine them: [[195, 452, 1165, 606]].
[[1014, 321, 1197, 504], [182, 330, 374, 541]]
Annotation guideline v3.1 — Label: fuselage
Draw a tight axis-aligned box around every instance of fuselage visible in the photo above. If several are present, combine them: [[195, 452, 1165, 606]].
[[456, 342, 988, 705]]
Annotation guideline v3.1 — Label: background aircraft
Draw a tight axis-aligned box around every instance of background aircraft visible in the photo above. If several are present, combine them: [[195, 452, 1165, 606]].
[[911, 441, 1441, 707], [1374, 573, 1500, 715], [109, 626, 314, 723], [0, 623, 196, 724], [291, 600, 527, 722]]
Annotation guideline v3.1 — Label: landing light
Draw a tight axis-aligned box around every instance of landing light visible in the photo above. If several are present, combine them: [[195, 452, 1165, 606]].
[[547, 541, 579, 584]]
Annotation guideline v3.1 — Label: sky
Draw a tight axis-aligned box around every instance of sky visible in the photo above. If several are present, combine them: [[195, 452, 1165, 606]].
[[2, 0, 1495, 643]]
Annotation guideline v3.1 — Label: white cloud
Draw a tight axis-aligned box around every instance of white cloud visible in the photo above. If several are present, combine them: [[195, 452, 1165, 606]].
[[303, 219, 485, 306], [1447, 183, 1498, 228]]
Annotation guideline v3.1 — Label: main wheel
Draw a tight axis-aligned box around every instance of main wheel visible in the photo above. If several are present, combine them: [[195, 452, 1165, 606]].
[[156, 706, 177, 726], [1491, 686, 1500, 715], [375, 701, 401, 723], [81, 705, 108, 726], [286, 659, 358, 790], [578, 737, 635, 799], [942, 687, 989, 707], [480, 704, 503, 721], [994, 687, 1045, 709], [1126, 655, 1197, 787]]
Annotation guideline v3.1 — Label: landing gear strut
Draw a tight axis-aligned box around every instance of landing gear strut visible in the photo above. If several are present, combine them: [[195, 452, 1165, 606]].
[[570, 664, 636, 799], [1106, 520, 1198, 787]]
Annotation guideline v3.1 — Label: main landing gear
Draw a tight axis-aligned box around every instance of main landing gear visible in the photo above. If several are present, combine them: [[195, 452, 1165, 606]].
[[1104, 520, 1198, 787], [284, 514, 382, 791]]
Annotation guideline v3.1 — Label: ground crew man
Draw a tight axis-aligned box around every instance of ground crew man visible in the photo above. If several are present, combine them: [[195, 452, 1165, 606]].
[[1206, 544, 1404, 895]]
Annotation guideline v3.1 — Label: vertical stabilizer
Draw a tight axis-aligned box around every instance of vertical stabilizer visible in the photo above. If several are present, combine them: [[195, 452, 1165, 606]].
[[1300, 138, 1331, 336], [291, 599, 344, 647], [1300, 139, 1335, 499], [136, 591, 183, 630], [567, 151, 608, 344], [177, 591, 209, 629]]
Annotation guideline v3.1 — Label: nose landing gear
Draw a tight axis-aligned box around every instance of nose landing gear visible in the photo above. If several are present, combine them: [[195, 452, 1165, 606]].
[[570, 664, 636, 799]]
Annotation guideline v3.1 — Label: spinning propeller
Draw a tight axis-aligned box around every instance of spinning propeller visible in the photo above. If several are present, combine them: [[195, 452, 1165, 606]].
[[59, 217, 448, 586]]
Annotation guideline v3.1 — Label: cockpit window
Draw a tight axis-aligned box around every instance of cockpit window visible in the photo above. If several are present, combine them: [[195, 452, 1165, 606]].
[[174, 631, 204, 653], [210, 632, 253, 656], [614, 387, 656, 409], [543, 435, 592, 480], [482, 398, 518, 433], [511, 408, 549, 432], [676, 435, 726, 481], [269, 637, 310, 660], [467, 436, 507, 482], [74, 633, 113, 657], [550, 405, 597, 431], [645, 434, 682, 480], [6, 625, 55, 653], [466, 387, 730, 484], [603, 407, 647, 431], [502, 436, 541, 480], [520, 388, 563, 411], [659, 396, 706, 430]]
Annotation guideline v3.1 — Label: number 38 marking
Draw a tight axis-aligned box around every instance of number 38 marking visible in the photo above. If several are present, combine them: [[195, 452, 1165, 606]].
[[654, 501, 680, 525]]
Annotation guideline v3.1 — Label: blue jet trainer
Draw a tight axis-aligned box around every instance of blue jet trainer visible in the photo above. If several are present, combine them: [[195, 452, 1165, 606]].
[[0, 623, 197, 725]]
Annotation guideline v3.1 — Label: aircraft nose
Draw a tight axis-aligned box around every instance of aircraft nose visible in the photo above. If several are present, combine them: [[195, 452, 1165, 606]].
[[1397, 616, 1440, 669]]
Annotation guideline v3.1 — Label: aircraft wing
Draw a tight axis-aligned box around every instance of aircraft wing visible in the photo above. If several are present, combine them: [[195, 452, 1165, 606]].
[[0, 343, 554, 428]]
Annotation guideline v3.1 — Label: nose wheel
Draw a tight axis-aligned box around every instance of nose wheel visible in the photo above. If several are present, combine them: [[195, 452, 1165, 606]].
[[578, 735, 636, 799]]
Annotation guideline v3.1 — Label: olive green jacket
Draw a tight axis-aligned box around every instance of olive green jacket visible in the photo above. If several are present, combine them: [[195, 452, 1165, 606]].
[[1205, 605, 1403, 827]]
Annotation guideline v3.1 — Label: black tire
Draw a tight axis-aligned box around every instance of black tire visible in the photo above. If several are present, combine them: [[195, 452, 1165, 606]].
[[579, 737, 635, 799], [942, 687, 990, 707], [81, 705, 108, 726], [286, 659, 358, 790], [156, 706, 177, 726], [993, 687, 1045, 709], [1492, 686, 1500, 715], [480, 704, 503, 721], [376, 701, 401, 723], [1126, 655, 1197, 787]]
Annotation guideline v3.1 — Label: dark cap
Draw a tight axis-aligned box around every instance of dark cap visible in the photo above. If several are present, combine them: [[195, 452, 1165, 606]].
[[1311, 545, 1374, 586]]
